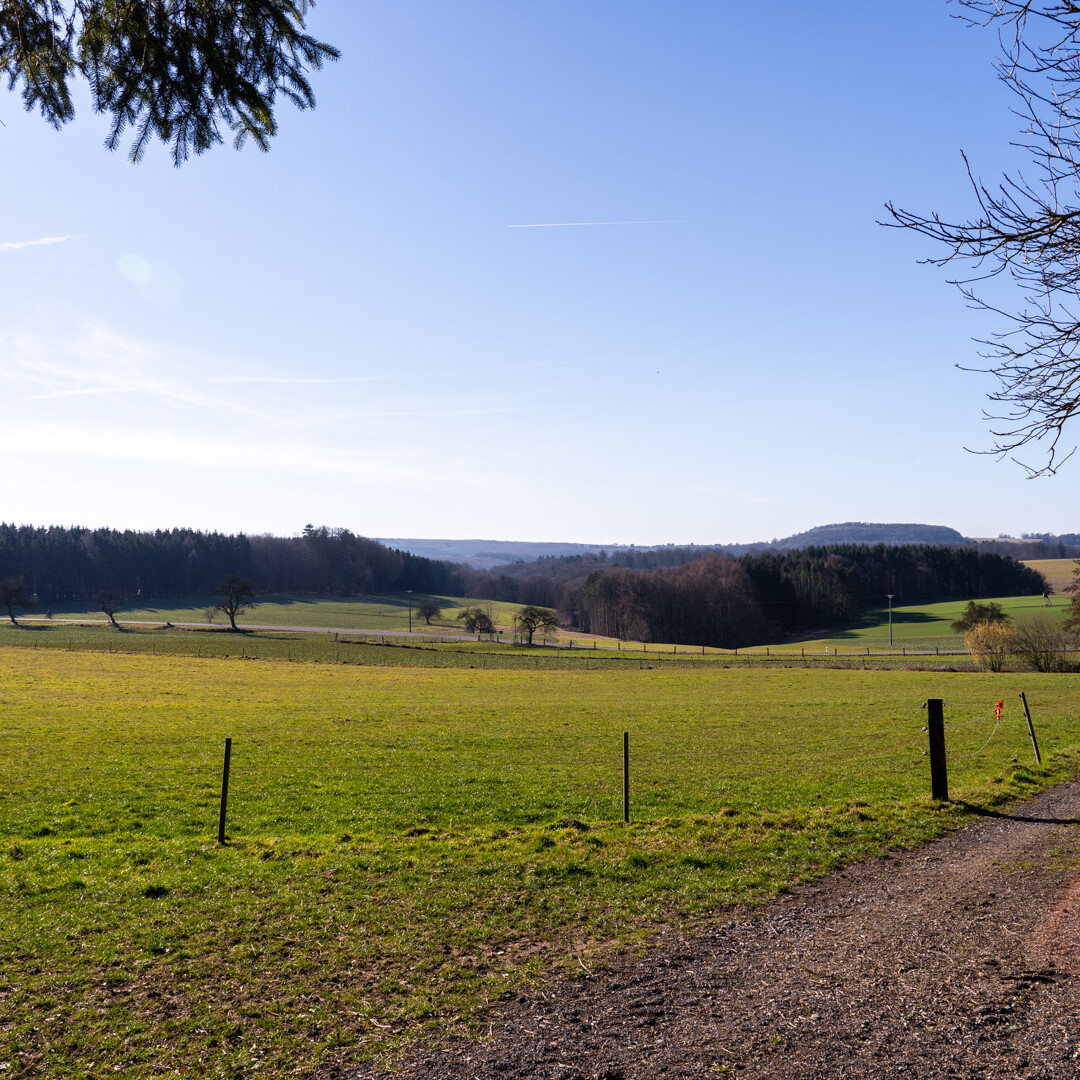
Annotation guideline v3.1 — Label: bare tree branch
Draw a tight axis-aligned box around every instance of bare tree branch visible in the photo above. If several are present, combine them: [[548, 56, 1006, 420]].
[[885, 1, 1080, 473]]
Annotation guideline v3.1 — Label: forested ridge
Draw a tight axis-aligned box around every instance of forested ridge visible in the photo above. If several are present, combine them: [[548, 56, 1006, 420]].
[[0, 524, 463, 603], [0, 524, 1045, 648], [555, 545, 1044, 648]]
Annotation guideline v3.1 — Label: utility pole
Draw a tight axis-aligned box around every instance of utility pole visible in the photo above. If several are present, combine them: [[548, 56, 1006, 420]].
[[886, 594, 894, 648], [407, 589, 413, 633]]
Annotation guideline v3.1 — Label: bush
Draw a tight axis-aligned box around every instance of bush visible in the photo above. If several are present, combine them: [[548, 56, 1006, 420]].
[[952, 600, 1009, 633], [965, 621, 1018, 672], [1012, 613, 1075, 672]]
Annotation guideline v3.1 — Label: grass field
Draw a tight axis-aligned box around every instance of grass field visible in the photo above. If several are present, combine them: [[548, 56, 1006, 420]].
[[0, 621, 726, 671], [21, 585, 1077, 659], [23, 593, 528, 636], [3, 644, 1079, 1077], [1023, 557, 1077, 595], [786, 592, 1070, 654]]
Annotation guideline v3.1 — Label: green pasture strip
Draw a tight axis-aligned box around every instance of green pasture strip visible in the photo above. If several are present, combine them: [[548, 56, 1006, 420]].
[[776, 592, 1068, 652], [19, 593, 527, 634], [2, 649, 1078, 1077], [0, 620, 1002, 672], [0, 622, 731, 671]]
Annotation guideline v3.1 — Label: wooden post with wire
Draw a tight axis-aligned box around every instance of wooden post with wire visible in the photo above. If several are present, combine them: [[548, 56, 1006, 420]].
[[927, 699, 948, 801], [1019, 692, 1042, 765], [623, 731, 630, 823], [218, 737, 232, 844]]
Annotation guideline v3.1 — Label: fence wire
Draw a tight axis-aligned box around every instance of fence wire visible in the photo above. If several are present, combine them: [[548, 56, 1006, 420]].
[[1, 697, 1045, 842]]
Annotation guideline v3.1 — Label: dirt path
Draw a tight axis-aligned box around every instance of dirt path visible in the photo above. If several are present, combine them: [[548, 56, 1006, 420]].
[[330, 780, 1080, 1080]]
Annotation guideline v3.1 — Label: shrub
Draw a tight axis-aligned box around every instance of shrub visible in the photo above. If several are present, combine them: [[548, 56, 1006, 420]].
[[1012, 613, 1076, 672], [951, 600, 1009, 633], [965, 620, 1018, 672]]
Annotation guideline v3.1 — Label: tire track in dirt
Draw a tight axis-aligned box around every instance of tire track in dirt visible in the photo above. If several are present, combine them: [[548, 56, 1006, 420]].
[[326, 781, 1080, 1079]]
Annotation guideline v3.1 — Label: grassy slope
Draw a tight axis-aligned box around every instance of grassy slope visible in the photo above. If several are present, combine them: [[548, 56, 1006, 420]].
[[1023, 557, 1077, 595], [784, 593, 1069, 653], [24, 593, 528, 635], [28, 584, 1075, 656], [2, 646, 1078, 1077]]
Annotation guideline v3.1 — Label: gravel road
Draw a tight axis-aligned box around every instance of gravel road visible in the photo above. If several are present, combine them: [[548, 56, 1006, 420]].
[[325, 780, 1080, 1079]]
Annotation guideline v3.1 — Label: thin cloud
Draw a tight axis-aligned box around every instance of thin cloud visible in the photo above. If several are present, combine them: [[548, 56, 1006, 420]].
[[1, 234, 79, 251], [2, 328, 274, 421], [28, 387, 143, 400], [207, 374, 399, 385], [0, 419, 510, 491], [507, 219, 710, 229]]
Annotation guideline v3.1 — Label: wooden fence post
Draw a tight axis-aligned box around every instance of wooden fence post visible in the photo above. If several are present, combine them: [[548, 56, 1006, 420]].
[[1019, 692, 1042, 765], [218, 737, 232, 844], [927, 699, 948, 801], [623, 731, 630, 823]]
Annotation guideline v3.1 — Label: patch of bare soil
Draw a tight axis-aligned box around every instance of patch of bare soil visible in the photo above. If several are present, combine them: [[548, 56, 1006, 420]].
[[325, 781, 1080, 1079]]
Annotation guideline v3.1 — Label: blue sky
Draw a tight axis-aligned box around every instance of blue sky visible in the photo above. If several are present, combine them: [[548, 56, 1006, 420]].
[[1, 1, 1074, 544]]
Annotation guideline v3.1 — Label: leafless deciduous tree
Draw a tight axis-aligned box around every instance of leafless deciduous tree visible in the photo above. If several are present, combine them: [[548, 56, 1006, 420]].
[[97, 589, 123, 630], [0, 576, 30, 625], [886, 1, 1080, 475], [415, 599, 443, 625], [457, 606, 495, 635], [1012, 612, 1075, 670], [217, 575, 256, 632], [513, 605, 559, 646]]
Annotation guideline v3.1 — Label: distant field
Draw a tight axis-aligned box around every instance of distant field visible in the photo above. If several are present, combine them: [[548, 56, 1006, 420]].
[[25, 593, 530, 635], [0, 621, 711, 669], [1023, 557, 1077, 595], [3, 646, 1078, 1076], [782, 593, 1069, 654], [5, 591, 1076, 663]]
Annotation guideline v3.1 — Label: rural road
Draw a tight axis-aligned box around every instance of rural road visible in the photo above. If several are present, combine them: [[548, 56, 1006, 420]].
[[330, 780, 1080, 1080]]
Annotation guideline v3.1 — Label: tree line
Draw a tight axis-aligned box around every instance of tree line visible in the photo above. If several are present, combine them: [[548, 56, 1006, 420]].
[[0, 523, 463, 604], [0, 523, 1045, 648], [550, 544, 1044, 649]]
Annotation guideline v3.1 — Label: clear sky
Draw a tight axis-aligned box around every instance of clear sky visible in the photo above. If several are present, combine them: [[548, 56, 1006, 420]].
[[2, 1, 1075, 545]]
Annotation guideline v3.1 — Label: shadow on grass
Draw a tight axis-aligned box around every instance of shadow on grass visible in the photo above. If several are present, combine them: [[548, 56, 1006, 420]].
[[809, 609, 951, 642], [955, 800, 1080, 827]]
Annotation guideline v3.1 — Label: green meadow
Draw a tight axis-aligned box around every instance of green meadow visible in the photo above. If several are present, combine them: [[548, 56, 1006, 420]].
[[23, 593, 527, 636], [785, 592, 1071, 654], [2, 643, 1079, 1078], [22, 582, 1078, 660]]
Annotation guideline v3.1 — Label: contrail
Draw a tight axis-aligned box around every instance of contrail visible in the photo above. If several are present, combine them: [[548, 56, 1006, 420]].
[[507, 219, 709, 229], [1, 235, 77, 251]]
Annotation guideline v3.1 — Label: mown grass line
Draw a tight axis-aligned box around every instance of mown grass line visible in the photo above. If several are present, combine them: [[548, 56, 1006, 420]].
[[1, 648, 1078, 1078]]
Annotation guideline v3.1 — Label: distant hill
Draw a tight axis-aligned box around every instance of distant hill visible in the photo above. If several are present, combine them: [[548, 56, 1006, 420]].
[[381, 523, 973, 569], [377, 538, 638, 570], [772, 522, 968, 549]]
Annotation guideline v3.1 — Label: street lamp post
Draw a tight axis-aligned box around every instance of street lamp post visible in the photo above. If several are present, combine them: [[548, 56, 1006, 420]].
[[407, 589, 413, 634], [886, 593, 894, 649]]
